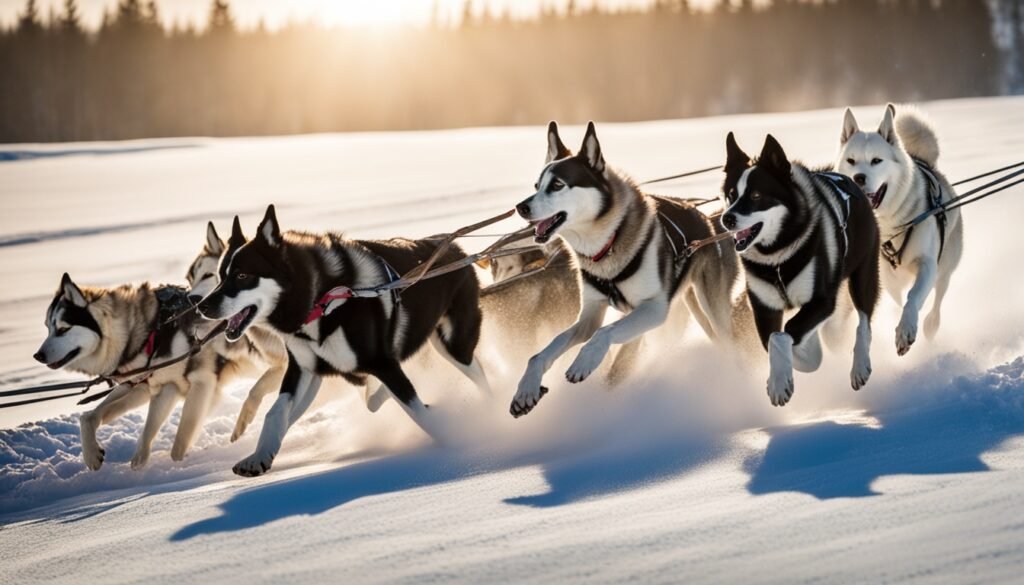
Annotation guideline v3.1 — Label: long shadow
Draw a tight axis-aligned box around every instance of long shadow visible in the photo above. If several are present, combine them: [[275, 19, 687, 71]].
[[0, 143, 199, 163], [505, 431, 724, 508], [171, 447, 495, 541], [746, 363, 1024, 499]]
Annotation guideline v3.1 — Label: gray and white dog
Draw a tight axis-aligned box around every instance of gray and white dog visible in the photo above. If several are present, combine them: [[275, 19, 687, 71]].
[[34, 273, 264, 470], [835, 104, 964, 356], [509, 121, 741, 417]]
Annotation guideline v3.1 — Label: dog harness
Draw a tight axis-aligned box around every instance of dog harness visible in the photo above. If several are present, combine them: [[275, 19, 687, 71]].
[[117, 285, 193, 383], [881, 158, 947, 270], [304, 257, 402, 325]]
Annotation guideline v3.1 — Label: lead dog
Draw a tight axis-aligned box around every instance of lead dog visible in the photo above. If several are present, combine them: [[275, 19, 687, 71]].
[[34, 274, 262, 469], [510, 121, 740, 417], [196, 205, 491, 477], [835, 104, 964, 355], [720, 133, 880, 406]]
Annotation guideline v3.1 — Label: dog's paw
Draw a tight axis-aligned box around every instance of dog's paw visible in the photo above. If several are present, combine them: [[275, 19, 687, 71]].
[[896, 315, 917, 356], [170, 444, 188, 462], [565, 336, 609, 384], [365, 386, 390, 413], [82, 445, 105, 471], [510, 385, 549, 419], [130, 449, 150, 470], [233, 452, 274, 477], [767, 371, 794, 407], [230, 419, 248, 443], [851, 357, 872, 391]]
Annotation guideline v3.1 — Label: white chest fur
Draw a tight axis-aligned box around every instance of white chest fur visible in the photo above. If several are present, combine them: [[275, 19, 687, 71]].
[[747, 261, 816, 311]]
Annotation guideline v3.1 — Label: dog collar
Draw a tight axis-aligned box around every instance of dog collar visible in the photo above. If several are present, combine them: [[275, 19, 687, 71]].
[[143, 330, 157, 356], [588, 231, 616, 262]]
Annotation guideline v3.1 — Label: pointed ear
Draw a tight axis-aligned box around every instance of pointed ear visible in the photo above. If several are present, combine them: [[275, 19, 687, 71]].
[[886, 103, 896, 118], [878, 105, 898, 145], [257, 205, 281, 246], [545, 121, 571, 163], [841, 108, 860, 145], [205, 221, 224, 255], [725, 132, 750, 170], [228, 215, 247, 248], [578, 121, 605, 174], [60, 272, 88, 306], [474, 257, 491, 269], [758, 134, 791, 181]]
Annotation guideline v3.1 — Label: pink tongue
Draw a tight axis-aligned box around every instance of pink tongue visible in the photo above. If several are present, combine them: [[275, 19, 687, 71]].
[[228, 307, 250, 329], [535, 216, 558, 236], [734, 226, 754, 240]]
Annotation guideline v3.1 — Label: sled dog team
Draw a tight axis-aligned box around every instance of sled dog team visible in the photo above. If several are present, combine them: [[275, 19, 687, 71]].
[[34, 105, 963, 477]]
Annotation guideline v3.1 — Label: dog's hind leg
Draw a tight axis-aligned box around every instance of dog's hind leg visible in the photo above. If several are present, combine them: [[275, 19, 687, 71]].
[[429, 333, 492, 395], [849, 250, 880, 390], [232, 365, 286, 442], [171, 372, 218, 461], [925, 217, 964, 340], [131, 384, 180, 470], [606, 335, 643, 387], [370, 361, 442, 440], [80, 383, 151, 471], [684, 287, 716, 341]]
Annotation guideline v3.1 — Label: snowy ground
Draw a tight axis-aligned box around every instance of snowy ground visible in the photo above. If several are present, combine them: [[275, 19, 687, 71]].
[[1, 97, 1023, 584]]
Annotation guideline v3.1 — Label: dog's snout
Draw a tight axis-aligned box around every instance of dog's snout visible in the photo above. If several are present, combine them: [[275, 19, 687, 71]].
[[722, 213, 737, 230], [515, 201, 531, 218], [853, 173, 866, 187], [32, 350, 47, 364]]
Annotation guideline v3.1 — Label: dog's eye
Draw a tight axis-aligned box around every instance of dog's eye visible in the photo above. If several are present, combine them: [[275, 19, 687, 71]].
[[235, 273, 250, 281], [871, 158, 883, 165], [56, 326, 70, 335], [846, 158, 856, 165], [750, 191, 762, 201], [550, 179, 565, 191]]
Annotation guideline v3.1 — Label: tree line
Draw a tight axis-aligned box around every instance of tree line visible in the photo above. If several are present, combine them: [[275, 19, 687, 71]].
[[0, 0, 1017, 143]]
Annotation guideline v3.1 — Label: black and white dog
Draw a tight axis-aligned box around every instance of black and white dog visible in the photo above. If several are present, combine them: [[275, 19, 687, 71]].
[[196, 205, 491, 476], [510, 122, 741, 417], [720, 133, 881, 406]]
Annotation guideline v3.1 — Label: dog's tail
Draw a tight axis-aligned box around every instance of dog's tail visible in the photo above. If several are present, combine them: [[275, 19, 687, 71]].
[[892, 103, 940, 167]]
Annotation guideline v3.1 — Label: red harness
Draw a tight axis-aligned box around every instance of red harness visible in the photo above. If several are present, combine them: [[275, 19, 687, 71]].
[[588, 231, 616, 262], [304, 287, 354, 325]]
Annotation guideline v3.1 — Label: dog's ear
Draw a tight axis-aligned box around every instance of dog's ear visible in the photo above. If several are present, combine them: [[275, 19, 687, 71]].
[[578, 121, 605, 174], [758, 134, 792, 182], [205, 221, 224, 255], [60, 272, 88, 307], [725, 132, 750, 171], [878, 105, 898, 145], [474, 258, 491, 270], [257, 205, 281, 246], [546, 121, 571, 164], [841, 108, 860, 145], [886, 103, 896, 118], [228, 215, 247, 248]]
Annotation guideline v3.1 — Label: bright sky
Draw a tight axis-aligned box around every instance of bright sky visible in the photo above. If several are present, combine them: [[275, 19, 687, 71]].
[[0, 0, 715, 31]]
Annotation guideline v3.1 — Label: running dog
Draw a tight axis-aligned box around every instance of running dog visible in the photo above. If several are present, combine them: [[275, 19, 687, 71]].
[[34, 273, 263, 469], [510, 121, 740, 417], [720, 132, 880, 406], [196, 205, 492, 477], [835, 104, 964, 355]]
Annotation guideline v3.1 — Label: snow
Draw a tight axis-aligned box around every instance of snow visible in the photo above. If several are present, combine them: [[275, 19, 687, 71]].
[[1, 97, 1024, 584]]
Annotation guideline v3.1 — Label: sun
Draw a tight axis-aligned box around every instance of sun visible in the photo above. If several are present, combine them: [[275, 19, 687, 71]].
[[317, 0, 414, 29]]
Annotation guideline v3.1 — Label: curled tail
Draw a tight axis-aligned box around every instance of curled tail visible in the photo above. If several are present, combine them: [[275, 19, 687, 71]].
[[892, 103, 940, 167]]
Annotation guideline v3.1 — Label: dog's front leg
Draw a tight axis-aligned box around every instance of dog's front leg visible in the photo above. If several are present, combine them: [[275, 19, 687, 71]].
[[896, 255, 937, 356], [511, 300, 607, 418], [234, 353, 321, 477], [566, 297, 669, 384], [80, 383, 150, 470], [131, 384, 180, 469], [171, 371, 218, 461], [767, 296, 836, 406], [231, 365, 287, 442]]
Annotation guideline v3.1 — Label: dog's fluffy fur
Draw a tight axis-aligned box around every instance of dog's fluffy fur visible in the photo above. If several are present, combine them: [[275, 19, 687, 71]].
[[835, 104, 964, 355]]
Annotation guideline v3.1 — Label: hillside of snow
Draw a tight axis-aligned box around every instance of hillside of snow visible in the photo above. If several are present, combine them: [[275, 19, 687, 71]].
[[1, 97, 1024, 584]]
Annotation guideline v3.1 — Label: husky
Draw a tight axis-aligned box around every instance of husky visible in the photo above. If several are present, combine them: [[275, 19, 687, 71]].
[[186, 220, 288, 441], [33, 273, 263, 470], [196, 205, 492, 477], [509, 121, 740, 417], [477, 236, 582, 367], [835, 104, 964, 356], [720, 133, 881, 406]]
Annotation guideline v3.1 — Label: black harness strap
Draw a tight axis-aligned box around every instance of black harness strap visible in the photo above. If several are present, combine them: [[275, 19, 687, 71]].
[[882, 159, 947, 270], [581, 226, 655, 311]]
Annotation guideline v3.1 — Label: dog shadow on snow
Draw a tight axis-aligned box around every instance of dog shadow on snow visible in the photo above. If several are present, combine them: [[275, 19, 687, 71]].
[[171, 425, 725, 540], [744, 359, 1024, 499]]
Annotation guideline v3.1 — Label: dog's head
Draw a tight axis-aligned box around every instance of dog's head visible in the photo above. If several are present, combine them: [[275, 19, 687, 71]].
[[720, 133, 801, 253], [516, 121, 613, 244], [196, 206, 285, 341], [186, 217, 248, 301], [834, 104, 909, 210], [33, 273, 103, 370]]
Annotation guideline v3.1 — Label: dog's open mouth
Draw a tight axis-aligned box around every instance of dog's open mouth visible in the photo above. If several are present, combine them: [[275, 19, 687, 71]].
[[531, 211, 567, 244], [866, 183, 888, 209], [226, 306, 256, 341], [733, 222, 763, 252], [47, 348, 80, 370]]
